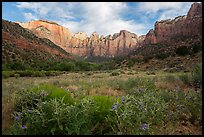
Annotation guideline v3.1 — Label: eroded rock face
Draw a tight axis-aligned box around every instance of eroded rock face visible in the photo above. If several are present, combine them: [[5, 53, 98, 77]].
[[144, 2, 202, 45], [17, 20, 142, 57], [17, 20, 73, 50], [16, 3, 201, 57], [73, 32, 88, 40]]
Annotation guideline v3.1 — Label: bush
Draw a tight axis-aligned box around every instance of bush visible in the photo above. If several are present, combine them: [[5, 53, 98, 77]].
[[179, 74, 190, 85], [155, 52, 170, 60], [32, 84, 75, 105], [54, 62, 76, 71], [10, 62, 28, 70], [146, 71, 156, 75], [191, 64, 202, 86], [106, 92, 168, 134], [176, 46, 191, 56], [14, 73, 20, 79], [2, 71, 11, 78], [110, 71, 120, 76], [110, 77, 155, 95], [164, 75, 176, 83]]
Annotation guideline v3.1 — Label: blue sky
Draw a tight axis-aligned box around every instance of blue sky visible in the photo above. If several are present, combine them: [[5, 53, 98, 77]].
[[2, 2, 195, 36]]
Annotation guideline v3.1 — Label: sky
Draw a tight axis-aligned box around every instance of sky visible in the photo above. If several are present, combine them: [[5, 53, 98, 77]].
[[2, 2, 195, 37]]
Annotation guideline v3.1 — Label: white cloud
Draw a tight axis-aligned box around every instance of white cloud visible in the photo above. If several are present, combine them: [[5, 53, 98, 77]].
[[16, 2, 75, 20], [24, 12, 37, 21], [15, 2, 147, 36], [61, 2, 146, 36], [138, 2, 193, 20], [15, 2, 193, 36]]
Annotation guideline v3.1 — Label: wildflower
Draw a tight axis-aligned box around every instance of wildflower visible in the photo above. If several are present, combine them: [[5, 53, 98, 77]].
[[138, 101, 142, 110], [121, 96, 125, 104], [21, 125, 27, 129], [112, 103, 118, 111], [15, 116, 20, 122], [17, 112, 21, 116], [43, 93, 48, 97], [42, 102, 46, 105], [141, 123, 148, 130], [175, 86, 180, 92]]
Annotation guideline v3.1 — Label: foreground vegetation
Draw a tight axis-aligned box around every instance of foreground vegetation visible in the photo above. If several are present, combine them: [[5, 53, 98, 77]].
[[2, 64, 202, 135]]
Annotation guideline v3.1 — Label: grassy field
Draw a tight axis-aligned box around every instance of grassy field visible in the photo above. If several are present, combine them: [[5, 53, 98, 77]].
[[2, 69, 202, 135]]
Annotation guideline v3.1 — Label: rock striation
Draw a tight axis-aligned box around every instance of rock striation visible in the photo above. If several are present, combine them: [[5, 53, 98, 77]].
[[17, 20, 73, 49], [144, 2, 202, 45], [16, 2, 202, 57], [17, 20, 143, 57]]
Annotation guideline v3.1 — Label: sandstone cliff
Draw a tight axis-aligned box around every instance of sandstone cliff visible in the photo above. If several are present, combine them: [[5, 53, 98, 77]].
[[144, 2, 202, 45], [16, 3, 202, 57], [17, 20, 142, 57], [17, 20, 73, 50]]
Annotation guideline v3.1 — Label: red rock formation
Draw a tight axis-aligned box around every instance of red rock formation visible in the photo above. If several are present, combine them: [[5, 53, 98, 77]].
[[17, 21, 142, 57], [2, 19, 73, 59], [144, 2, 202, 45], [16, 2, 201, 57], [17, 20, 72, 49]]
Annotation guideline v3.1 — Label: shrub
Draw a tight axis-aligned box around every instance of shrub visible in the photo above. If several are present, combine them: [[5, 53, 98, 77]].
[[32, 84, 75, 105], [10, 62, 28, 70], [54, 62, 76, 71], [14, 73, 20, 79], [2, 71, 11, 79], [164, 75, 176, 83], [109, 77, 155, 95], [106, 92, 168, 135], [175, 46, 191, 56], [155, 52, 170, 60], [110, 71, 120, 76], [191, 64, 202, 86], [179, 73, 190, 85], [146, 71, 156, 75]]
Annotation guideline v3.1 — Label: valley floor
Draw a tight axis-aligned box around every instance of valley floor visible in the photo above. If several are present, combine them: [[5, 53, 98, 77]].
[[2, 69, 202, 135]]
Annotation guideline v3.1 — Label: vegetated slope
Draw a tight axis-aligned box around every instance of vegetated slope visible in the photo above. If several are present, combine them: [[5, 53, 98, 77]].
[[2, 19, 75, 70]]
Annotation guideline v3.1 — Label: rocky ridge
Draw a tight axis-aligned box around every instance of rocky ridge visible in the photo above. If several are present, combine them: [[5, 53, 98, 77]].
[[16, 2, 202, 58], [144, 2, 202, 45]]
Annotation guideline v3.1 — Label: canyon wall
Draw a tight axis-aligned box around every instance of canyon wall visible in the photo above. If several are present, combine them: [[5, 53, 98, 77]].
[[17, 2, 202, 57], [17, 21, 144, 57], [144, 2, 202, 45]]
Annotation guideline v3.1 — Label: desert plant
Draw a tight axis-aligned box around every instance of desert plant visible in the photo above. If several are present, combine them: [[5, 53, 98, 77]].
[[179, 73, 190, 85], [110, 71, 120, 76], [191, 64, 202, 86]]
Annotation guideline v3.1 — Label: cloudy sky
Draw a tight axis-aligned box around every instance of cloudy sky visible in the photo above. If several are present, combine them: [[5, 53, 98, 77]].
[[2, 2, 195, 36]]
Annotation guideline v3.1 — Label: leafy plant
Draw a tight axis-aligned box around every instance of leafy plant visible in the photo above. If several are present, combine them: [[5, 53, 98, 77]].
[[191, 64, 202, 86]]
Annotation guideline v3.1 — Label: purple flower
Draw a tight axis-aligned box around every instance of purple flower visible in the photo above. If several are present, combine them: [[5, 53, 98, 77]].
[[141, 123, 148, 130], [17, 112, 21, 116], [15, 116, 20, 121], [112, 103, 118, 111], [138, 101, 142, 110], [44, 93, 48, 97], [121, 96, 125, 104], [21, 125, 27, 129], [175, 86, 180, 92]]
